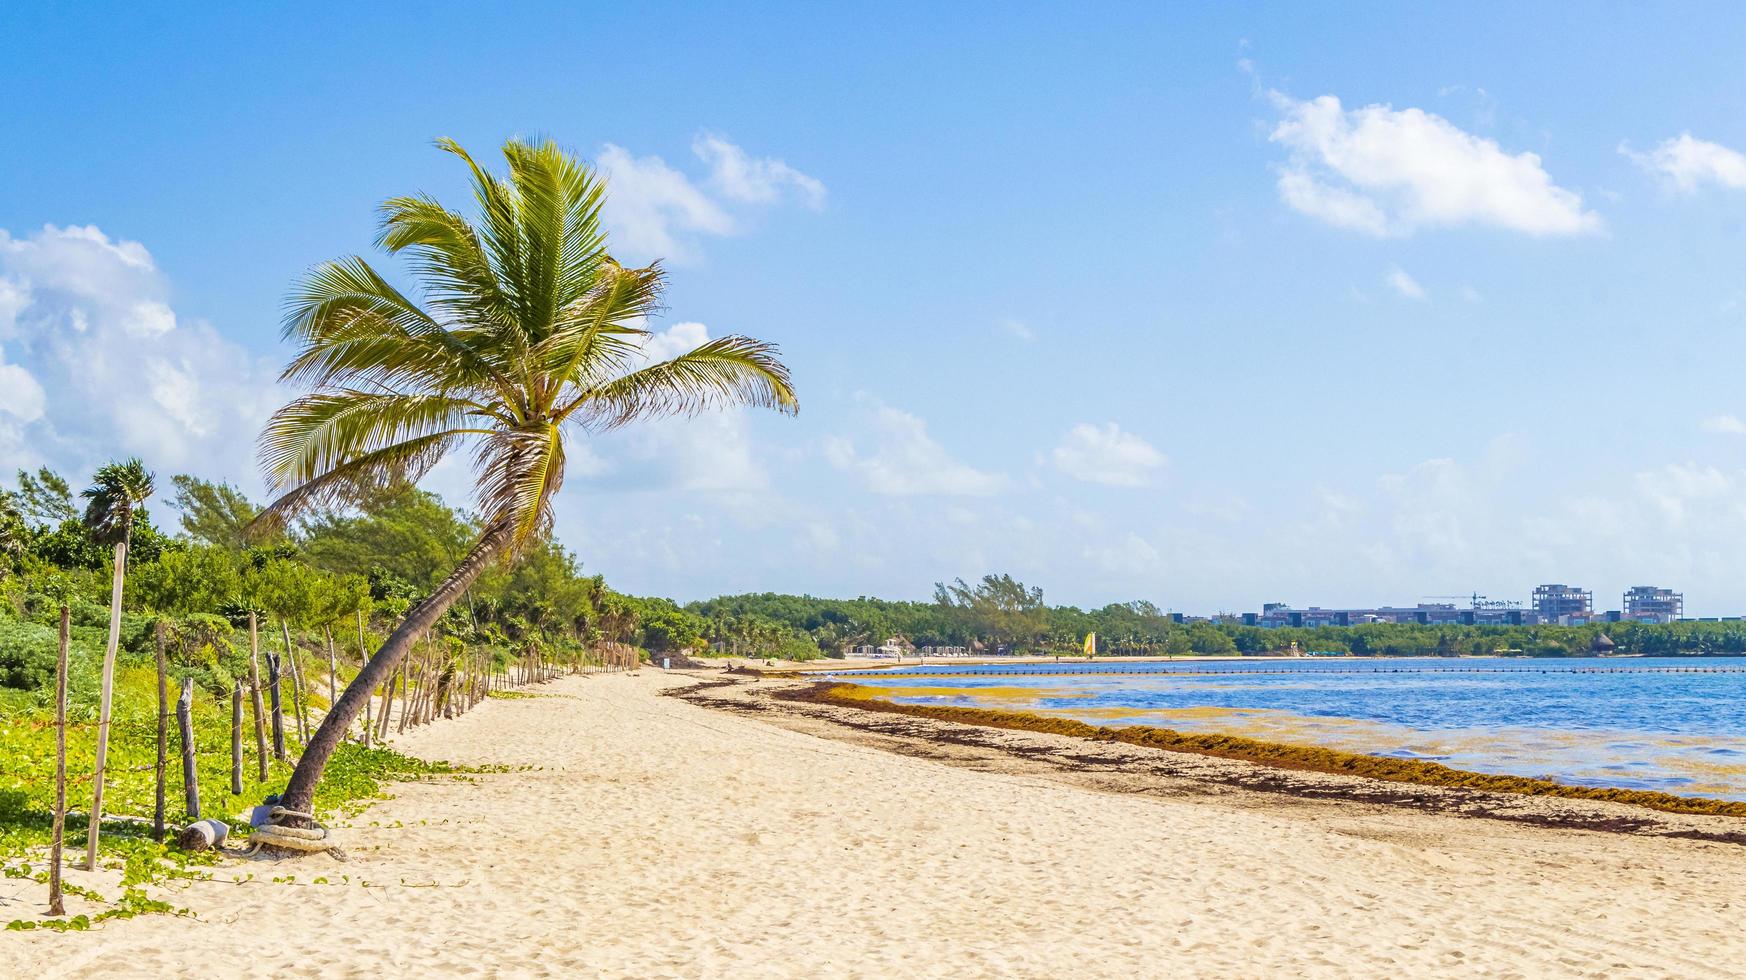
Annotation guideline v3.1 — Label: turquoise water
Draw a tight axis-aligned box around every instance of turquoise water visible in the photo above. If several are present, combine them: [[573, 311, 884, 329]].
[[832, 657, 1746, 800]]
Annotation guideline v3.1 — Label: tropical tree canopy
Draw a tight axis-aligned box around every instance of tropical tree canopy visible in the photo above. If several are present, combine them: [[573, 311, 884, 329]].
[[81, 459, 156, 546], [258, 136, 798, 550]]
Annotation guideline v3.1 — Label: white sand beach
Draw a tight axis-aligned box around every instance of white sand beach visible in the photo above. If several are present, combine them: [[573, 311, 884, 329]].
[[7, 669, 1744, 978]]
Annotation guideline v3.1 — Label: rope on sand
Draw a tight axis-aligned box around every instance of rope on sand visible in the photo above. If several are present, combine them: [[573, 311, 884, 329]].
[[243, 806, 348, 861]]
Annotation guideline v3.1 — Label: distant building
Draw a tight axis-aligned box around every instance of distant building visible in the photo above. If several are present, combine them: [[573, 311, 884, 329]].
[[1251, 603, 1535, 629], [1533, 584, 1592, 623], [1622, 586, 1683, 624]]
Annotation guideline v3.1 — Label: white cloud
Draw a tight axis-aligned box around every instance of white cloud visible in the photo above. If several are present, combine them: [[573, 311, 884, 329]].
[[1267, 93, 1601, 237], [825, 404, 1006, 496], [692, 134, 825, 210], [598, 135, 826, 263], [1459, 284, 1483, 303], [0, 276, 31, 333], [0, 351, 45, 422], [1621, 133, 1746, 193], [1702, 413, 1746, 435], [1051, 423, 1168, 487], [1385, 264, 1426, 300], [597, 145, 735, 261], [0, 224, 277, 480], [998, 318, 1035, 342]]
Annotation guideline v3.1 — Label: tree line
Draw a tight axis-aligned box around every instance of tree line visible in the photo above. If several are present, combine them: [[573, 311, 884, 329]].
[[682, 574, 1746, 659]]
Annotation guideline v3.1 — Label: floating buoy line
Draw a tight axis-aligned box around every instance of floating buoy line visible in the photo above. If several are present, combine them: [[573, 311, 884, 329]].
[[826, 665, 1746, 679]]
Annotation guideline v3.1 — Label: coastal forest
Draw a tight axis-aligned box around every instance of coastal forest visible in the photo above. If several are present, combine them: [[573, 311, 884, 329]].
[[691, 581, 1746, 659]]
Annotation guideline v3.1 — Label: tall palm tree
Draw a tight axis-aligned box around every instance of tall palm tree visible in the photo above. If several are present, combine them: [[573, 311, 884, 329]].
[[256, 137, 797, 825], [80, 457, 155, 869]]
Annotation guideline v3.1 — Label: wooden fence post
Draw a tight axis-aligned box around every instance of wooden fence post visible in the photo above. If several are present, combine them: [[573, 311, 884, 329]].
[[153, 619, 168, 843], [230, 685, 244, 795], [248, 612, 268, 782], [48, 605, 70, 917], [177, 677, 200, 820], [267, 649, 286, 762]]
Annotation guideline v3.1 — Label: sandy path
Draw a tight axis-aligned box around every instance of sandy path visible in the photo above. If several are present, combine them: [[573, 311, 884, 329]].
[[6, 670, 1744, 978]]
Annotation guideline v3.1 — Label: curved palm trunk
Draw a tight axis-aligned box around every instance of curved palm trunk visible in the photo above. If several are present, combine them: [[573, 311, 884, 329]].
[[276, 522, 515, 826]]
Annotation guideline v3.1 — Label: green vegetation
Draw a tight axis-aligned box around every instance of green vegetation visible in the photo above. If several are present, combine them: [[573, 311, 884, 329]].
[[0, 465, 662, 922], [688, 581, 1746, 658]]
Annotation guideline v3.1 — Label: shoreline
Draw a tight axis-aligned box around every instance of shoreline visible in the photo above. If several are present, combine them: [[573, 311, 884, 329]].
[[680, 673, 1746, 842]]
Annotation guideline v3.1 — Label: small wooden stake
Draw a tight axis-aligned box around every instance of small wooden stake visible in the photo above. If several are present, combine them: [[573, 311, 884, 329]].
[[177, 677, 200, 820], [48, 605, 69, 917], [230, 684, 244, 795]]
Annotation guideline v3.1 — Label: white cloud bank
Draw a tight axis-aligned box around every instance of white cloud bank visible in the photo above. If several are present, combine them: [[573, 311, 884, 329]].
[[1621, 133, 1746, 193], [599, 134, 824, 261], [825, 404, 1005, 496], [1051, 423, 1168, 487], [1267, 93, 1601, 237], [0, 224, 276, 482]]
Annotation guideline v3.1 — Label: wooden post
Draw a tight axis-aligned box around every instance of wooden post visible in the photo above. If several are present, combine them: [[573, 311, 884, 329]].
[[230, 685, 244, 796], [396, 655, 414, 734], [177, 677, 199, 820], [281, 618, 309, 743], [153, 619, 168, 843], [84, 536, 129, 871], [324, 625, 339, 708], [357, 610, 373, 748], [248, 613, 268, 782], [377, 663, 398, 741], [48, 605, 69, 917], [267, 648, 286, 762]]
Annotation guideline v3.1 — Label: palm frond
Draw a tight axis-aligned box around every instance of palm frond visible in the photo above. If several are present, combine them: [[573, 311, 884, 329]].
[[283, 257, 518, 406], [375, 194, 518, 331], [255, 430, 464, 532], [559, 335, 798, 429], [81, 458, 156, 545], [434, 138, 530, 341], [258, 390, 494, 490], [533, 260, 666, 397], [472, 423, 565, 546]]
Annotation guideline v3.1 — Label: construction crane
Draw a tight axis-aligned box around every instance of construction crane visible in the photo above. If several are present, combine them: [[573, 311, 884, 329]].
[[1422, 592, 1523, 610]]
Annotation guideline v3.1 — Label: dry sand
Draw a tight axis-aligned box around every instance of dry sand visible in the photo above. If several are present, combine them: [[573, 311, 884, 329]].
[[5, 669, 1744, 978]]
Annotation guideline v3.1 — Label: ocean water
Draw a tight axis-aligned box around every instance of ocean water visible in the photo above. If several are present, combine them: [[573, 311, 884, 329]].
[[829, 657, 1746, 800]]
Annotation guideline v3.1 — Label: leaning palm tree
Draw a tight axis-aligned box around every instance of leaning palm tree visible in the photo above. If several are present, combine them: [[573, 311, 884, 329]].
[[81, 458, 155, 869], [255, 137, 797, 828]]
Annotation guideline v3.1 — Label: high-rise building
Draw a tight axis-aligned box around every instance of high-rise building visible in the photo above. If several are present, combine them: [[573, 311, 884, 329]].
[[1532, 584, 1593, 622], [1622, 586, 1683, 623]]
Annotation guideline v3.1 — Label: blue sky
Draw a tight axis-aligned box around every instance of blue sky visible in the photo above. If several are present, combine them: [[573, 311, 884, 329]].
[[6, 3, 1746, 613]]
